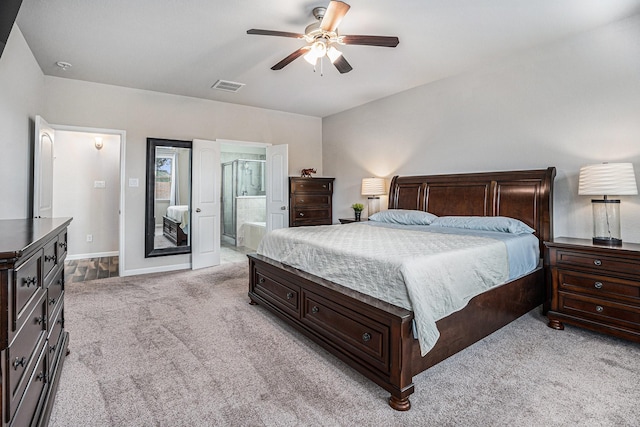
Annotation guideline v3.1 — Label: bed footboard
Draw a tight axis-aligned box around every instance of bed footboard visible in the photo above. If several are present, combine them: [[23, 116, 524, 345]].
[[247, 253, 416, 410]]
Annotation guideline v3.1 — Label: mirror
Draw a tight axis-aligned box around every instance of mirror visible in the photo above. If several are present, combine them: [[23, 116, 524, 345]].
[[145, 138, 192, 257]]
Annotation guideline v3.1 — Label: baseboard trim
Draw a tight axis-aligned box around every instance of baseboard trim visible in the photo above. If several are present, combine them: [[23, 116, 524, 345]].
[[66, 251, 119, 261], [121, 263, 192, 277]]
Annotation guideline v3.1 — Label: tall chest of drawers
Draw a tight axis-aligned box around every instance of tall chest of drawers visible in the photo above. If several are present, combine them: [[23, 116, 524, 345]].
[[0, 218, 71, 427], [545, 237, 640, 342], [289, 177, 334, 227]]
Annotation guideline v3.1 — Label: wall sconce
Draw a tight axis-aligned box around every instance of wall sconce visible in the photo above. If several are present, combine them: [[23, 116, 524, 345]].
[[94, 137, 104, 150], [361, 177, 387, 216], [578, 162, 638, 246]]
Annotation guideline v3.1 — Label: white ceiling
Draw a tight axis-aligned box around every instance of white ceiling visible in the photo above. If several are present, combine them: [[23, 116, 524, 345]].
[[16, 0, 640, 118]]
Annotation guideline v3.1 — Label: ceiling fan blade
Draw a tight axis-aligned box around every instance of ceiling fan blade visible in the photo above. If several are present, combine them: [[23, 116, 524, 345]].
[[247, 29, 304, 39], [320, 1, 351, 32], [271, 46, 311, 70], [332, 55, 353, 74], [340, 35, 399, 47]]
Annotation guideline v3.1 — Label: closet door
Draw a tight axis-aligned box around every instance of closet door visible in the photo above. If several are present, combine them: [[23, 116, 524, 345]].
[[33, 116, 55, 218]]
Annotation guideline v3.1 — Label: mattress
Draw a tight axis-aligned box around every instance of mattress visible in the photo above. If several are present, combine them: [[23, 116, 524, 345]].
[[166, 205, 189, 231]]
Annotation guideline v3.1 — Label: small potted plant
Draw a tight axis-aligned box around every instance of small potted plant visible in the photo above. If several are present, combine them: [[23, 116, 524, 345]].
[[351, 203, 364, 221]]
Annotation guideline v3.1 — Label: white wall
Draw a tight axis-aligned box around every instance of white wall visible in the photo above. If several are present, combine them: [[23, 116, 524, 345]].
[[52, 131, 120, 257], [0, 25, 45, 219], [323, 14, 640, 243], [43, 77, 322, 274]]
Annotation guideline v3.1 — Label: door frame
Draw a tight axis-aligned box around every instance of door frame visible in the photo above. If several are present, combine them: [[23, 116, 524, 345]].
[[51, 124, 126, 276]]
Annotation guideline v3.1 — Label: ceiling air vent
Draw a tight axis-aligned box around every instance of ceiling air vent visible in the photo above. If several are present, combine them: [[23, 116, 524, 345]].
[[211, 79, 245, 93]]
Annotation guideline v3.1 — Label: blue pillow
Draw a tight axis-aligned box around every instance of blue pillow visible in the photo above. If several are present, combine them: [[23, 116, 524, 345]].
[[368, 209, 438, 225], [430, 216, 535, 234]]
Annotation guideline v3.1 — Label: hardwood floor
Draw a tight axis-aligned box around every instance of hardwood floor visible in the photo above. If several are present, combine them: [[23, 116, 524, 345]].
[[65, 256, 119, 283]]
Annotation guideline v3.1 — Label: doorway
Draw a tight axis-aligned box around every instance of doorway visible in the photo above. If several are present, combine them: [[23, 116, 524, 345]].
[[36, 118, 126, 277]]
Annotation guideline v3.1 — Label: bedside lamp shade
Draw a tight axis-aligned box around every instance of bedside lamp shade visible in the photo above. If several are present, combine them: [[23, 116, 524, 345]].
[[361, 177, 386, 216], [578, 163, 638, 246]]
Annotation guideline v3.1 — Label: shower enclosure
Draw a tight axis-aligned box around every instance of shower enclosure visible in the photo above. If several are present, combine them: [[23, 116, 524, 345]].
[[221, 159, 266, 244]]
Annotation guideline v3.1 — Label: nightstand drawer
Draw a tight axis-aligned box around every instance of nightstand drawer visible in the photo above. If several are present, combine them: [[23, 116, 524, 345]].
[[557, 270, 640, 302], [558, 292, 640, 330], [555, 250, 640, 278]]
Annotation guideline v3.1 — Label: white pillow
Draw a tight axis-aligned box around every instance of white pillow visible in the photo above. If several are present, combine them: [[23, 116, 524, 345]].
[[430, 216, 535, 234], [368, 209, 438, 225]]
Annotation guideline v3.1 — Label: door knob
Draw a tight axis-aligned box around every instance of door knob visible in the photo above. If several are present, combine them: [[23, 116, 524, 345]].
[[280, 206, 286, 210], [196, 208, 201, 212]]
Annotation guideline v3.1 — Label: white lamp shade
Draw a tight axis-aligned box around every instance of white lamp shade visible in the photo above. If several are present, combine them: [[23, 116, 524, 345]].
[[578, 163, 638, 196], [361, 178, 386, 196]]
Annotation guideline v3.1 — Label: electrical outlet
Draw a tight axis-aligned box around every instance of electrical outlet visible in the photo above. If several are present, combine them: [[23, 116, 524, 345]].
[[86, 234, 93, 242]]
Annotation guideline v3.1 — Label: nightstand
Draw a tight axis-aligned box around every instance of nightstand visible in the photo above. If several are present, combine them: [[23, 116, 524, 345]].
[[544, 237, 640, 343], [338, 218, 361, 224]]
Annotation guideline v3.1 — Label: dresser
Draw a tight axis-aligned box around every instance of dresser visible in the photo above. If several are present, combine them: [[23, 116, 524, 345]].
[[289, 177, 334, 227], [545, 237, 640, 343], [0, 217, 71, 427]]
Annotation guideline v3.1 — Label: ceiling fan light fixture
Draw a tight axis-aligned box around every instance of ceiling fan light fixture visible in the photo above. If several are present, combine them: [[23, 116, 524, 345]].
[[303, 49, 320, 65], [327, 46, 342, 63]]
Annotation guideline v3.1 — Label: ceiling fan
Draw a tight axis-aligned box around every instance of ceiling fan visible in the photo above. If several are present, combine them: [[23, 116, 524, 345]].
[[247, 0, 399, 74]]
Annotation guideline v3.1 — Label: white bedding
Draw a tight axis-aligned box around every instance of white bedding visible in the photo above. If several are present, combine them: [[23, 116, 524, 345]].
[[166, 205, 189, 231], [257, 222, 539, 356]]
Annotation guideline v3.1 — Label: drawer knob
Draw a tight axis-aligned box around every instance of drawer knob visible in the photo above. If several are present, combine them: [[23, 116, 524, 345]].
[[12, 357, 26, 369], [35, 316, 45, 326], [322, 184, 327, 188], [362, 333, 371, 342], [49, 298, 57, 305], [311, 306, 319, 314], [299, 212, 305, 217], [286, 292, 294, 300], [23, 276, 37, 287], [45, 255, 56, 262], [258, 277, 265, 284], [299, 199, 304, 203], [593, 259, 602, 266], [49, 344, 57, 353], [594, 282, 603, 289], [57, 278, 63, 286], [595, 305, 604, 313], [36, 372, 45, 382], [59, 242, 67, 250]]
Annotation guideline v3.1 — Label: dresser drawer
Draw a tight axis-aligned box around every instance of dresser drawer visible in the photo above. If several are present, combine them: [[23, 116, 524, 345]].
[[557, 270, 640, 303], [558, 291, 640, 331], [42, 237, 58, 284], [253, 271, 300, 317], [290, 179, 332, 193], [555, 250, 640, 278], [47, 270, 64, 323], [57, 229, 68, 261], [301, 291, 390, 374], [47, 303, 64, 379], [7, 292, 47, 422], [292, 194, 331, 207], [10, 345, 47, 427], [13, 251, 43, 332], [292, 208, 331, 222]]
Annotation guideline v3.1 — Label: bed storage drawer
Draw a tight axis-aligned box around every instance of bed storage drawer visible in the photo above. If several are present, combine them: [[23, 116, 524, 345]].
[[253, 271, 300, 317], [301, 291, 390, 374]]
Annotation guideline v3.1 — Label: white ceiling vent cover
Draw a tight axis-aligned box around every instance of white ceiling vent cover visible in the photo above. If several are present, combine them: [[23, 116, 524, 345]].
[[211, 79, 245, 93]]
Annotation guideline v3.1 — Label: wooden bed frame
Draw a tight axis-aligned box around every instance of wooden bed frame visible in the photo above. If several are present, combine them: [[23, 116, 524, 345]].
[[248, 168, 555, 410], [163, 215, 188, 246]]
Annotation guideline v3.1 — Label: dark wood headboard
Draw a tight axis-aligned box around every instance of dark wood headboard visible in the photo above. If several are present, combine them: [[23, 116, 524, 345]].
[[388, 167, 556, 254]]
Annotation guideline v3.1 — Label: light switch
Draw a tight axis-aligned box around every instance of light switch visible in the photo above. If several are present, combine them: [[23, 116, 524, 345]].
[[129, 178, 139, 187]]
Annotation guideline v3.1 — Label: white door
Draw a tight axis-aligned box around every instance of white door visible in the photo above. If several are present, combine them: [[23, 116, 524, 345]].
[[191, 139, 221, 270], [266, 144, 289, 232], [34, 116, 55, 218]]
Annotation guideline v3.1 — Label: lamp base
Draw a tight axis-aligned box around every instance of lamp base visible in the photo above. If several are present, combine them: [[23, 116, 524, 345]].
[[592, 236, 623, 246]]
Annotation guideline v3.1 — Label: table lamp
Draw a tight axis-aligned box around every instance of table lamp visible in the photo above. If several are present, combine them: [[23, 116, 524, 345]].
[[361, 177, 386, 216]]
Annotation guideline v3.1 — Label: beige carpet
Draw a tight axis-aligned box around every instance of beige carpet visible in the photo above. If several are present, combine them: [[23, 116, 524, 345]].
[[50, 261, 640, 426]]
